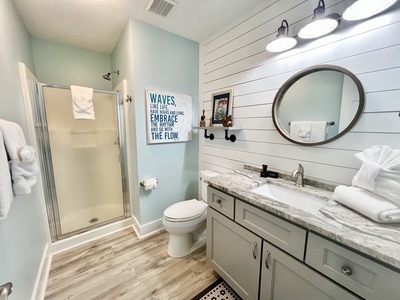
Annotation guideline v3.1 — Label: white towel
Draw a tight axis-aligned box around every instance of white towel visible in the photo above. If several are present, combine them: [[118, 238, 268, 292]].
[[70, 85, 95, 120], [9, 159, 38, 195], [332, 185, 400, 223], [352, 145, 400, 206], [0, 119, 27, 160], [310, 121, 327, 142], [0, 119, 38, 196], [290, 121, 311, 141], [0, 130, 13, 220]]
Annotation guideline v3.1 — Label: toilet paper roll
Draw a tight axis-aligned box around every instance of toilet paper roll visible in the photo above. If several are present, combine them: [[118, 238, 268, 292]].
[[143, 178, 158, 191]]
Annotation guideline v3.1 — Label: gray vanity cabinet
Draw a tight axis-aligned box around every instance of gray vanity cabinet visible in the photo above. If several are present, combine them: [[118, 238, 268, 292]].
[[207, 186, 400, 299], [207, 207, 261, 300], [260, 240, 360, 300]]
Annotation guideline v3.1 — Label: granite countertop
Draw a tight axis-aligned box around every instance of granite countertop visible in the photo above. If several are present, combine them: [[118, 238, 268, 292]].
[[206, 170, 400, 271]]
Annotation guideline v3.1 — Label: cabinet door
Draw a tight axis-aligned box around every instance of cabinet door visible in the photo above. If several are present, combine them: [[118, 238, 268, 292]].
[[260, 240, 360, 300], [207, 207, 261, 300]]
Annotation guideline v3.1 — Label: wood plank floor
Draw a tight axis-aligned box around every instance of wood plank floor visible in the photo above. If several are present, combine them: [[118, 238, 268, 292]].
[[45, 227, 219, 300]]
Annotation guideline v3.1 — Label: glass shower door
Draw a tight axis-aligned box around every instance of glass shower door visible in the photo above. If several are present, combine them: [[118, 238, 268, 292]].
[[36, 85, 129, 239]]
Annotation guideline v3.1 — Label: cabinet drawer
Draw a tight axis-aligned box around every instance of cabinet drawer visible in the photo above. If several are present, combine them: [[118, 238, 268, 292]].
[[261, 240, 360, 300], [306, 233, 400, 300], [207, 187, 234, 219], [235, 199, 306, 260]]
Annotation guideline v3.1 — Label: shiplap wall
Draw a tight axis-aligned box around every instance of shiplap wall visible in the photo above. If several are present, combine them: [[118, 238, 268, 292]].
[[199, 0, 400, 186]]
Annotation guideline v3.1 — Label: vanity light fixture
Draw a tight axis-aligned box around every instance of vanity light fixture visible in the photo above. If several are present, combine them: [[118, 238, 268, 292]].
[[298, 0, 340, 39], [266, 20, 297, 52], [343, 0, 398, 21]]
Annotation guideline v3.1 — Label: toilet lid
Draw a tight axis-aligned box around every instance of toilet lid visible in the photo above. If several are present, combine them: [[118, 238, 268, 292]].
[[164, 199, 207, 221]]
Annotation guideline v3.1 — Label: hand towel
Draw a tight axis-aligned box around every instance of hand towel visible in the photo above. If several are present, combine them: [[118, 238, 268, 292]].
[[290, 121, 311, 141], [310, 121, 327, 142], [352, 145, 400, 206], [0, 130, 13, 220], [332, 185, 400, 223], [70, 85, 95, 120]]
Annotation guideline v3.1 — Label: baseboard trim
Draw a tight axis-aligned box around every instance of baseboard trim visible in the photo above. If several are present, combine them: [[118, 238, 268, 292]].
[[31, 243, 50, 300], [132, 215, 164, 238]]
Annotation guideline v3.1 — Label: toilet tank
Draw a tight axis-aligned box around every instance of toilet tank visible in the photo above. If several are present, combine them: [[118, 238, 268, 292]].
[[200, 170, 220, 202]]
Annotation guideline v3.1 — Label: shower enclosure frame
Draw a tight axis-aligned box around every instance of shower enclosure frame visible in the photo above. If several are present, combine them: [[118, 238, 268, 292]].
[[30, 82, 131, 242]]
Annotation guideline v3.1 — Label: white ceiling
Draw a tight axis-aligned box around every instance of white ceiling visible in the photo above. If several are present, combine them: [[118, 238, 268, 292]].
[[12, 0, 266, 54]]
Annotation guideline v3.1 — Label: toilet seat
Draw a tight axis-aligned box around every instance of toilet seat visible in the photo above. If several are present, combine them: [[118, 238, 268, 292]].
[[164, 199, 207, 222]]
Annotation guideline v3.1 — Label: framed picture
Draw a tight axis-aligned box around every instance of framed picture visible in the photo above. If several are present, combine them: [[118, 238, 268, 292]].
[[211, 90, 233, 126]]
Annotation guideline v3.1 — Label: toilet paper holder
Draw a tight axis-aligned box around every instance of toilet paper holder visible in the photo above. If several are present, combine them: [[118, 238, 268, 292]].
[[140, 178, 159, 189]]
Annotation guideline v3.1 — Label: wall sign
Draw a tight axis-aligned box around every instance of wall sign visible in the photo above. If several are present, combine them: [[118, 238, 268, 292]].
[[146, 89, 192, 144]]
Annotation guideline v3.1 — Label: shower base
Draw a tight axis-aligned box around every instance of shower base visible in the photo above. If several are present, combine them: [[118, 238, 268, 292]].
[[60, 203, 124, 234]]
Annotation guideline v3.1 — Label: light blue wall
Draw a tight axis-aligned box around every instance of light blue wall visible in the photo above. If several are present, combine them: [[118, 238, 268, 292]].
[[31, 37, 112, 90], [0, 0, 47, 299], [114, 18, 199, 224]]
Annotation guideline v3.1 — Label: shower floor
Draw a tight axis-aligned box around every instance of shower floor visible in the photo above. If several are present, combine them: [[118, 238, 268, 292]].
[[60, 203, 124, 234]]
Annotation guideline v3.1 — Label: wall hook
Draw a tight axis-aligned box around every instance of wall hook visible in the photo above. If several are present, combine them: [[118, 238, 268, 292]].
[[225, 130, 236, 142], [204, 129, 214, 140], [125, 95, 132, 102]]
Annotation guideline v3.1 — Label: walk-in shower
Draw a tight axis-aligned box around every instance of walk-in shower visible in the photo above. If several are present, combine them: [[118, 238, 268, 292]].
[[30, 83, 130, 241]]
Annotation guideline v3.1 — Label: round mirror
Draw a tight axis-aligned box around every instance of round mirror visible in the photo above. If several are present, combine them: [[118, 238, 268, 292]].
[[272, 65, 364, 146]]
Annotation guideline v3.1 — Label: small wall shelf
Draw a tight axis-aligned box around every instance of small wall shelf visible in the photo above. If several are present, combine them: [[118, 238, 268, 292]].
[[194, 126, 241, 142]]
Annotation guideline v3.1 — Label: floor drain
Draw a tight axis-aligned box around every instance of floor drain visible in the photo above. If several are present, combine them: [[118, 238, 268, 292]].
[[89, 217, 99, 223]]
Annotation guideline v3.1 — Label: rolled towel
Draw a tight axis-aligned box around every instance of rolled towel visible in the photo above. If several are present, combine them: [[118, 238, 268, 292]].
[[0, 119, 27, 160], [352, 145, 400, 206], [9, 160, 38, 195], [332, 185, 400, 223], [17, 145, 36, 162]]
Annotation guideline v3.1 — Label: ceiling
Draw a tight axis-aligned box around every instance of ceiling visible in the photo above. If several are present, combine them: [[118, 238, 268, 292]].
[[12, 0, 266, 54]]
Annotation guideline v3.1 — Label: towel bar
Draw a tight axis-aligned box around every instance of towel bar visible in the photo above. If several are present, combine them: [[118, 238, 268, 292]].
[[0, 282, 12, 300], [288, 121, 335, 126]]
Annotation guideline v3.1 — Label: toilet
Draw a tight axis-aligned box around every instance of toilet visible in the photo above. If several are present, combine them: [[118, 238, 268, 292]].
[[163, 170, 220, 258]]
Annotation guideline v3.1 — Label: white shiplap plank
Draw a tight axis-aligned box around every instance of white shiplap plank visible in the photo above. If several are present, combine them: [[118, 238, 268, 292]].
[[203, 19, 400, 93], [364, 90, 400, 112]]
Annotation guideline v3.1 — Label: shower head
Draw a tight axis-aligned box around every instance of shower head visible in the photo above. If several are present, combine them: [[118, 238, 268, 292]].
[[102, 70, 119, 81]]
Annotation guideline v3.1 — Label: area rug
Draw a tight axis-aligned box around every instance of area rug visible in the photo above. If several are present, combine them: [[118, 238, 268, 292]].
[[192, 277, 242, 300]]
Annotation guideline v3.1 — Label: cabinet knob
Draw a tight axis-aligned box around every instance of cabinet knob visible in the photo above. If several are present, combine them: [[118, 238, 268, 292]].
[[341, 265, 353, 276], [216, 199, 222, 205], [252, 242, 258, 259], [265, 250, 271, 269]]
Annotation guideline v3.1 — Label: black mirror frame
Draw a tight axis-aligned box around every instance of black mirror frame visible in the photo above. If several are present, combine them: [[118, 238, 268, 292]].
[[272, 64, 365, 146]]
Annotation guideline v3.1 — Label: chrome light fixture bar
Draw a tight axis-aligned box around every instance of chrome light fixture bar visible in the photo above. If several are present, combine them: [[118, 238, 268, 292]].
[[298, 0, 339, 39], [343, 0, 398, 20], [266, 20, 297, 52]]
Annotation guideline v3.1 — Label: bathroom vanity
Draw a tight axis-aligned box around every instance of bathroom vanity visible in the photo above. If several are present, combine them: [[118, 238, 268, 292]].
[[206, 171, 400, 300]]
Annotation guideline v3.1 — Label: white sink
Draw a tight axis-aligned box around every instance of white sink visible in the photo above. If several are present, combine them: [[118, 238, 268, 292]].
[[250, 184, 327, 214]]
